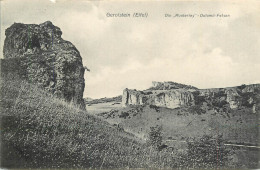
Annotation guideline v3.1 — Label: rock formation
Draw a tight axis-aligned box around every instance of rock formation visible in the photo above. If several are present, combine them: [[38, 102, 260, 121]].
[[122, 89, 145, 106], [1, 21, 86, 109], [122, 88, 194, 109], [122, 82, 260, 111]]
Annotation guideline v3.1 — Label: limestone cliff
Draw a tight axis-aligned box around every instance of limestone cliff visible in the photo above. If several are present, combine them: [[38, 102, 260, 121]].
[[1, 21, 86, 109], [122, 82, 260, 111], [122, 88, 194, 109], [150, 90, 194, 108], [197, 84, 260, 110], [122, 89, 145, 106]]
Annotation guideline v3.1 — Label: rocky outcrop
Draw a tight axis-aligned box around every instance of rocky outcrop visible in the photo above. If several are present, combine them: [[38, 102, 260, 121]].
[[149, 90, 194, 108], [122, 82, 260, 111], [122, 88, 194, 109], [225, 89, 240, 109], [197, 84, 260, 110], [1, 21, 86, 109], [122, 89, 145, 106]]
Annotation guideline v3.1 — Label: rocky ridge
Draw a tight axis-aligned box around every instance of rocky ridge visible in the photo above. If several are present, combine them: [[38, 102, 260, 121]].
[[1, 21, 86, 109], [122, 82, 260, 112]]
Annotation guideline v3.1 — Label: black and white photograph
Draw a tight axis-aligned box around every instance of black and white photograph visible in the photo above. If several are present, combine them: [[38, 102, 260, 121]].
[[0, 0, 259, 169]]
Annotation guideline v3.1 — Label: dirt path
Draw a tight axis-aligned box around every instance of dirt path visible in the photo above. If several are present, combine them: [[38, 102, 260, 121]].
[[224, 143, 260, 149], [165, 139, 260, 149]]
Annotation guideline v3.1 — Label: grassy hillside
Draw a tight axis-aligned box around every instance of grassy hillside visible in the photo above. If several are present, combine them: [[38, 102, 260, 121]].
[[0, 76, 150, 168], [1, 76, 256, 169], [147, 81, 198, 90], [95, 105, 259, 143], [91, 102, 260, 168]]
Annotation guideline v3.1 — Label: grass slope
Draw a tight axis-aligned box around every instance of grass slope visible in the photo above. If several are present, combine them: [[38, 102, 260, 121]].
[[92, 103, 260, 168], [96, 105, 259, 143], [1, 76, 257, 169], [0, 77, 150, 168]]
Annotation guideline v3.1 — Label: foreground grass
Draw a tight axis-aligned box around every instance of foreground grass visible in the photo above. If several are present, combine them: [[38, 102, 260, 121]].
[[0, 76, 250, 169], [1, 77, 192, 169], [1, 77, 153, 168]]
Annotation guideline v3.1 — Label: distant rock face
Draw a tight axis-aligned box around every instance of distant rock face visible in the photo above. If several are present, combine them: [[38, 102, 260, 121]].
[[198, 85, 260, 110], [225, 89, 240, 109], [122, 82, 260, 111], [1, 21, 86, 109], [152, 90, 194, 108], [122, 88, 194, 109], [122, 89, 144, 106]]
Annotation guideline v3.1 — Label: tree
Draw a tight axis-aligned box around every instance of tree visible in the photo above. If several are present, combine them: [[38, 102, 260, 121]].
[[148, 125, 163, 151]]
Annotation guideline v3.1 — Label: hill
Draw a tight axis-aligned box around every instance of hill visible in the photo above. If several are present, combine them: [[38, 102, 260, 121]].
[[0, 76, 147, 168], [148, 81, 198, 90], [85, 95, 122, 105]]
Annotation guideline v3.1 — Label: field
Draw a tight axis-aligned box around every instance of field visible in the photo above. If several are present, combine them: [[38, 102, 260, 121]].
[[87, 102, 122, 115]]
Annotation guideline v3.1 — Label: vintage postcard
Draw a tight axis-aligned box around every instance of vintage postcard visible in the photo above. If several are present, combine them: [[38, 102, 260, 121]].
[[0, 0, 259, 169]]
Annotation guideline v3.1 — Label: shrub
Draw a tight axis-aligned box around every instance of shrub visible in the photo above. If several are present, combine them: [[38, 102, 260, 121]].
[[188, 105, 206, 115], [212, 100, 229, 108], [149, 105, 160, 112], [147, 125, 163, 151], [240, 92, 255, 107], [192, 91, 206, 105], [178, 135, 233, 168], [238, 84, 246, 90], [119, 111, 129, 119]]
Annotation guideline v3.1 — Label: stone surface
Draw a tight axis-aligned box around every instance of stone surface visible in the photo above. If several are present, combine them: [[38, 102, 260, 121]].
[[1, 21, 86, 109], [226, 89, 240, 109], [122, 88, 194, 109], [122, 89, 145, 107], [150, 90, 194, 109]]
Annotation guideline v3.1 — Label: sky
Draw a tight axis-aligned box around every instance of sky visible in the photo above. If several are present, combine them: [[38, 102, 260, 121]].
[[1, 0, 260, 99]]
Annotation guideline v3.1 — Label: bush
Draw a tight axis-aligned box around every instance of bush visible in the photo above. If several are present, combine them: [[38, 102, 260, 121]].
[[192, 91, 206, 105], [119, 111, 129, 119], [149, 105, 160, 112], [188, 105, 206, 115], [240, 92, 255, 107], [178, 135, 233, 168], [147, 125, 163, 151], [238, 84, 246, 90]]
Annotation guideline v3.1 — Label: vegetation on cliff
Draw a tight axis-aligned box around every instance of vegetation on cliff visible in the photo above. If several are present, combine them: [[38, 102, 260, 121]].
[[148, 81, 198, 90]]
